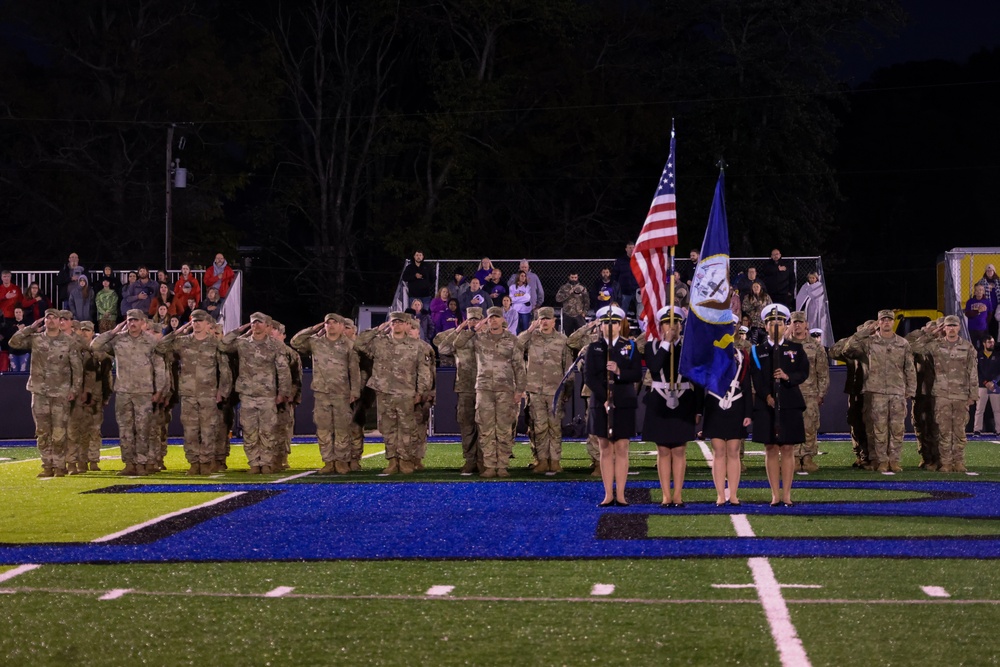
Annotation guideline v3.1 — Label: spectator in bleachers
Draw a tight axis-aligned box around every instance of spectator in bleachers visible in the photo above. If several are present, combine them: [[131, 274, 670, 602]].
[[742, 281, 772, 345], [149, 282, 175, 318], [506, 260, 544, 310], [429, 287, 451, 332], [55, 252, 85, 304], [96, 278, 119, 332], [151, 305, 172, 333], [156, 270, 170, 287], [174, 282, 198, 316], [501, 295, 518, 334], [678, 249, 699, 286], [509, 271, 533, 332], [730, 287, 742, 322], [0, 270, 23, 319], [173, 264, 201, 304], [402, 250, 434, 301], [965, 284, 992, 348], [200, 286, 225, 321], [204, 253, 236, 298], [409, 299, 434, 342], [795, 272, 829, 345], [734, 266, 758, 295], [122, 266, 158, 316], [124, 270, 137, 296], [458, 277, 493, 312], [485, 268, 507, 303], [556, 271, 590, 335], [611, 242, 639, 315], [474, 257, 496, 285], [67, 275, 94, 323], [443, 298, 463, 331], [978, 264, 1000, 340], [4, 307, 30, 371], [447, 267, 470, 303], [99, 265, 122, 295], [20, 283, 51, 324], [760, 248, 795, 309], [591, 267, 620, 309]]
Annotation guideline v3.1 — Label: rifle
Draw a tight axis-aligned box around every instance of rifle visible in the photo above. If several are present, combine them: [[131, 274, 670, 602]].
[[771, 320, 781, 441], [606, 334, 615, 439]]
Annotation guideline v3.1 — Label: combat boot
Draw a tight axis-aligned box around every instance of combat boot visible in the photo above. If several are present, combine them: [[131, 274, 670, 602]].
[[334, 461, 350, 475], [217, 459, 228, 470], [480, 468, 497, 478], [531, 459, 549, 474], [888, 461, 903, 473], [261, 465, 274, 474], [382, 458, 399, 475], [548, 459, 562, 474], [414, 460, 425, 471], [794, 456, 804, 471], [460, 461, 478, 474], [954, 463, 968, 473], [349, 460, 361, 472], [135, 464, 148, 476], [876, 462, 889, 473], [938, 464, 954, 473], [318, 462, 335, 475], [117, 464, 136, 477], [187, 463, 201, 476], [89, 461, 101, 471], [69, 462, 84, 475], [399, 459, 415, 474], [248, 466, 262, 475], [206, 460, 220, 474], [801, 456, 819, 473], [496, 468, 510, 478], [590, 465, 601, 478], [53, 467, 66, 477], [37, 467, 54, 478]]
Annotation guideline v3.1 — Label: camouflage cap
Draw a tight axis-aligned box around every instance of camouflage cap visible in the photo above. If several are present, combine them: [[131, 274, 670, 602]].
[[536, 306, 555, 320], [190, 309, 212, 322], [249, 311, 269, 324], [323, 313, 343, 323], [126, 309, 147, 321], [388, 311, 408, 322], [273, 321, 286, 334], [486, 306, 504, 319], [877, 309, 895, 321], [466, 307, 484, 320], [342, 318, 356, 329], [58, 309, 73, 320], [78, 321, 95, 332], [944, 315, 961, 326], [935, 317, 945, 327], [44, 308, 60, 317], [790, 310, 808, 323]]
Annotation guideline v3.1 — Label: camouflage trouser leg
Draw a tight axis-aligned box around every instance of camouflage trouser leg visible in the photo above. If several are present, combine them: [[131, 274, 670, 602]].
[[476, 390, 516, 471], [795, 396, 820, 459], [847, 393, 869, 462], [274, 405, 292, 456], [181, 396, 221, 465], [523, 394, 536, 461], [936, 398, 969, 468], [89, 406, 104, 462], [32, 394, 69, 470], [456, 392, 480, 466], [217, 401, 234, 461], [414, 404, 430, 460], [529, 392, 563, 461], [865, 392, 906, 465], [913, 396, 938, 466], [285, 406, 295, 453], [315, 393, 354, 463], [67, 401, 92, 465], [116, 392, 154, 465], [584, 396, 600, 463], [241, 395, 278, 468], [377, 393, 417, 462]]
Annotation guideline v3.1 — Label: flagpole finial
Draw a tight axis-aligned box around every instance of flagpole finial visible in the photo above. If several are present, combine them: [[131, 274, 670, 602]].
[[716, 158, 727, 171]]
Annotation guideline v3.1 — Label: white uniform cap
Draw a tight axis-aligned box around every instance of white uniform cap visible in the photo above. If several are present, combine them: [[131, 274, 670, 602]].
[[809, 328, 824, 336], [655, 305, 685, 323], [761, 303, 791, 322], [595, 305, 625, 322]]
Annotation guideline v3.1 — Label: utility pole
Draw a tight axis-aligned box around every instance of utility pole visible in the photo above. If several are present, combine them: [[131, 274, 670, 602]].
[[165, 124, 175, 272]]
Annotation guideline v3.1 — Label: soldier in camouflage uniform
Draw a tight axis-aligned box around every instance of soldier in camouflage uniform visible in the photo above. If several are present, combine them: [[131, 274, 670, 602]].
[[355, 312, 434, 474], [290, 314, 361, 475], [841, 310, 916, 472], [215, 322, 238, 470], [9, 309, 84, 477], [343, 319, 373, 470], [912, 315, 977, 472], [434, 307, 483, 473], [219, 312, 293, 474], [831, 321, 874, 468], [518, 307, 573, 473], [407, 319, 437, 470], [66, 321, 111, 473], [789, 311, 830, 473], [92, 309, 166, 476], [905, 319, 942, 470], [154, 310, 233, 475], [271, 321, 302, 470], [568, 320, 603, 475], [555, 272, 590, 336], [152, 333, 178, 471], [454, 306, 526, 478]]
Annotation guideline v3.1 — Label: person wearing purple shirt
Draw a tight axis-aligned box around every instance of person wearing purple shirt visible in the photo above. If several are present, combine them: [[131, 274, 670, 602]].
[[965, 284, 991, 348]]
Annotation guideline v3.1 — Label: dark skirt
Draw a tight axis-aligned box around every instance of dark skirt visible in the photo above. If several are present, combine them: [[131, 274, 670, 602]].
[[641, 391, 698, 445], [752, 406, 806, 445], [589, 407, 636, 440], [702, 394, 748, 441]]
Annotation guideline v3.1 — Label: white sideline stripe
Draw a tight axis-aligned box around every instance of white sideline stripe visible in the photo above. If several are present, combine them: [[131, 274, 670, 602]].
[[0, 457, 10, 461], [91, 492, 245, 543], [921, 586, 950, 598], [0, 564, 40, 583], [271, 470, 316, 484], [713, 584, 755, 589], [731, 514, 755, 538], [426, 585, 455, 597], [264, 586, 295, 598], [99, 588, 132, 601], [362, 449, 386, 459], [749, 557, 812, 667], [696, 440, 713, 464], [590, 584, 615, 596]]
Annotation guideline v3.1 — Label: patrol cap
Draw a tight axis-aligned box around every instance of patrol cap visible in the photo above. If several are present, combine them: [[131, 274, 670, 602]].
[[655, 305, 685, 324], [595, 305, 625, 322], [466, 307, 483, 320], [78, 321, 95, 332], [809, 328, 823, 337], [934, 317, 945, 327], [790, 310, 808, 323], [486, 306, 504, 319], [273, 321, 286, 334], [388, 311, 408, 322], [944, 315, 961, 326], [126, 309, 147, 321], [44, 308, 60, 317], [536, 306, 555, 320], [58, 309, 73, 320], [877, 309, 895, 321], [342, 318, 356, 329], [249, 311, 269, 324], [761, 303, 791, 323], [190, 309, 212, 322], [323, 313, 343, 323]]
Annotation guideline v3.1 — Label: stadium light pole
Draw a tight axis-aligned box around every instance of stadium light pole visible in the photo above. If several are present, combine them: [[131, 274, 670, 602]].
[[165, 124, 174, 272]]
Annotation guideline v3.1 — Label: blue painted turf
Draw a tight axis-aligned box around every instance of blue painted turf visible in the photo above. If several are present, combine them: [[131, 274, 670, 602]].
[[2, 480, 1000, 563]]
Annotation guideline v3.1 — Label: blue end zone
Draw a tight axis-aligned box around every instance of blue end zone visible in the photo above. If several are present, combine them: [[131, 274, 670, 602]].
[[2, 480, 1000, 563]]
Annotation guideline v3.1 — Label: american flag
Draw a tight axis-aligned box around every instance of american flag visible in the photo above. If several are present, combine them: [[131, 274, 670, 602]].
[[631, 125, 679, 338]]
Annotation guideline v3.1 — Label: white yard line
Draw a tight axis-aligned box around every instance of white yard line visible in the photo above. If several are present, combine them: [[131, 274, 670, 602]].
[[98, 588, 132, 601], [426, 585, 455, 597], [731, 514, 755, 537], [91, 492, 245, 543], [271, 470, 316, 483], [696, 440, 713, 464], [0, 564, 40, 583], [921, 586, 950, 598], [590, 584, 615, 596], [264, 586, 295, 598]]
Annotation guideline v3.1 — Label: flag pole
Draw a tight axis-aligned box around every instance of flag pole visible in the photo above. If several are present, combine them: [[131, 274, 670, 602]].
[[669, 246, 676, 390]]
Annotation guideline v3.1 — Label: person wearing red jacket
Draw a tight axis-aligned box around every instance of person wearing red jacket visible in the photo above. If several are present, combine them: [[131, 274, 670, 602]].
[[203, 253, 235, 298], [172, 264, 202, 304], [0, 271, 24, 319]]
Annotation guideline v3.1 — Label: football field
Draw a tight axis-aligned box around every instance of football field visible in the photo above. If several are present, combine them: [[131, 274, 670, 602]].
[[2, 437, 1000, 666]]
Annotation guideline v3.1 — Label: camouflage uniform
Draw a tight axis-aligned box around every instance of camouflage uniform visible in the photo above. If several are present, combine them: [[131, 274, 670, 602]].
[[914, 328, 977, 471], [275, 340, 302, 466], [454, 322, 526, 476], [154, 322, 232, 472], [10, 324, 83, 476], [67, 326, 112, 473], [790, 329, 830, 470], [153, 348, 178, 468], [350, 348, 375, 469], [568, 325, 601, 470], [830, 325, 871, 467], [906, 327, 940, 469], [217, 346, 238, 468], [290, 323, 361, 472], [555, 280, 590, 334], [517, 313, 573, 472], [355, 322, 433, 473], [841, 322, 916, 470], [92, 323, 166, 472], [413, 336, 437, 467], [219, 322, 293, 472], [434, 317, 480, 472]]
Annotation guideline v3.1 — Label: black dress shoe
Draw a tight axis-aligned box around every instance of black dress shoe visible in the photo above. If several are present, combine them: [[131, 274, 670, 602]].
[[716, 501, 726, 507], [783, 501, 795, 507], [616, 500, 629, 507], [729, 500, 742, 507], [770, 501, 781, 507], [674, 502, 686, 509], [598, 500, 615, 507]]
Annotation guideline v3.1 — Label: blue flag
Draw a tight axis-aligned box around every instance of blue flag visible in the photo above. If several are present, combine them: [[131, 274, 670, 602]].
[[678, 171, 737, 396]]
